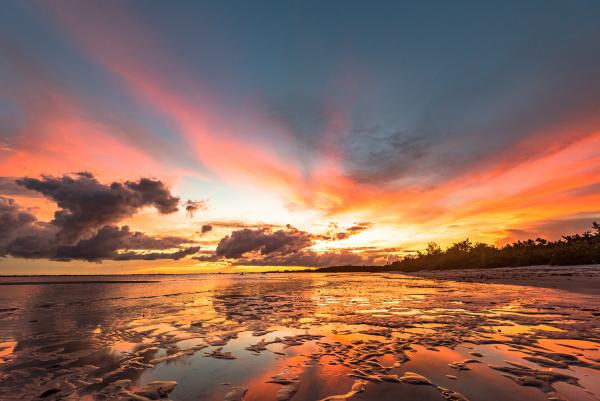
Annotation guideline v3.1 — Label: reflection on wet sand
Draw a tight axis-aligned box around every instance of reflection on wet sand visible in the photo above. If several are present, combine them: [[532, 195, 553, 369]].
[[0, 269, 599, 401]]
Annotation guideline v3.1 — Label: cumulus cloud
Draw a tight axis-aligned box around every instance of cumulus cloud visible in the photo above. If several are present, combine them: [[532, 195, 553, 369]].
[[201, 222, 387, 267], [215, 225, 313, 259], [0, 196, 60, 259], [0, 198, 58, 259], [55, 225, 198, 262], [16, 172, 180, 242], [234, 248, 397, 267], [0, 197, 37, 240], [1, 173, 202, 263], [3, 225, 59, 259], [1, 172, 385, 267]]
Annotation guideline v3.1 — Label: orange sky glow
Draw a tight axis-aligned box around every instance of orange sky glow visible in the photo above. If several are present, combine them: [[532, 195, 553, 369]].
[[1, 1, 599, 274]]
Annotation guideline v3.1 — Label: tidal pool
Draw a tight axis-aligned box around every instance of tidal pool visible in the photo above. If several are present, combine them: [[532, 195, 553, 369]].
[[0, 271, 599, 401]]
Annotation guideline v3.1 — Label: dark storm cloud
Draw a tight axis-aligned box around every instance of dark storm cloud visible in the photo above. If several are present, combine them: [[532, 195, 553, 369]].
[[0, 197, 36, 240], [202, 222, 381, 267], [0, 197, 58, 259], [1, 174, 203, 263], [122, 177, 180, 214], [215, 225, 313, 259], [0, 198, 59, 258], [234, 248, 398, 268], [4, 222, 199, 262], [0, 197, 200, 261], [55, 225, 198, 262], [16, 172, 180, 242], [3, 224, 59, 259]]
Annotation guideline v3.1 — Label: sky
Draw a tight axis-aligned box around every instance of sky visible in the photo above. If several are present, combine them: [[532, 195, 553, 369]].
[[1, 0, 600, 274]]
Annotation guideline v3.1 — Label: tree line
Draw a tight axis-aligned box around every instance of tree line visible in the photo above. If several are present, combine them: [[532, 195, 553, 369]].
[[310, 222, 600, 273]]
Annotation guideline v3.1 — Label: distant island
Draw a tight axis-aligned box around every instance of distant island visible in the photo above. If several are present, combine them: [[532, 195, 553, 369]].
[[297, 222, 600, 273]]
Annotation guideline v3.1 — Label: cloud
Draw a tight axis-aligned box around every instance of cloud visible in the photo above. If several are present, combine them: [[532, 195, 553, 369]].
[[16, 172, 180, 242], [233, 248, 397, 267], [185, 200, 207, 217], [215, 225, 313, 259], [0, 178, 42, 197], [0, 197, 37, 240], [197, 220, 284, 230], [200, 224, 213, 234], [0, 200, 200, 262], [201, 222, 387, 267], [3, 224, 59, 259], [344, 126, 431, 184], [0, 197, 58, 259], [321, 222, 372, 240], [114, 246, 200, 261], [3, 222, 198, 262], [121, 177, 180, 214], [1, 173, 203, 263], [55, 225, 198, 262], [0, 198, 59, 259]]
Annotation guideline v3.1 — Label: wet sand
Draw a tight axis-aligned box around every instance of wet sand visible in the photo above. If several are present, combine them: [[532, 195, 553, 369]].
[[408, 265, 600, 295], [0, 280, 159, 285], [0, 272, 598, 401]]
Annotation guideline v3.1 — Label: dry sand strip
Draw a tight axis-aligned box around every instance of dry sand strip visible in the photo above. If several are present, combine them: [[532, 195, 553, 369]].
[[406, 265, 600, 295]]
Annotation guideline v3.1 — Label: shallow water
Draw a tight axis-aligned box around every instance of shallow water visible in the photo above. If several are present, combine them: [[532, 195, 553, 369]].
[[0, 272, 599, 401]]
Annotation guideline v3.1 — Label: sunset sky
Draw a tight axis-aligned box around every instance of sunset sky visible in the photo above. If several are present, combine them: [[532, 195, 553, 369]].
[[1, 0, 600, 274]]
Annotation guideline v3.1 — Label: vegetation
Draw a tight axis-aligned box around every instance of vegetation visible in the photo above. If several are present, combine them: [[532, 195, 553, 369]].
[[309, 222, 600, 273]]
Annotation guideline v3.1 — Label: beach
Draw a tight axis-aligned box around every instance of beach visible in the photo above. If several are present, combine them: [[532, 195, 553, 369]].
[[408, 265, 600, 295], [0, 270, 599, 401]]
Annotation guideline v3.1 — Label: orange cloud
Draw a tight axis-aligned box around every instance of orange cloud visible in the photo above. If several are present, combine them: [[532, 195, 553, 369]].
[[16, 1, 600, 254]]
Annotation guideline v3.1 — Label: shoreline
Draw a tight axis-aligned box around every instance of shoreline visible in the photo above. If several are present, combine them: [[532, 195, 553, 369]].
[[404, 265, 600, 295], [2, 265, 600, 295], [0, 280, 160, 285]]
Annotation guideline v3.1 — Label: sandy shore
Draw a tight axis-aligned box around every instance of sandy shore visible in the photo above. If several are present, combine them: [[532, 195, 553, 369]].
[[407, 265, 600, 295], [1, 272, 599, 401]]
